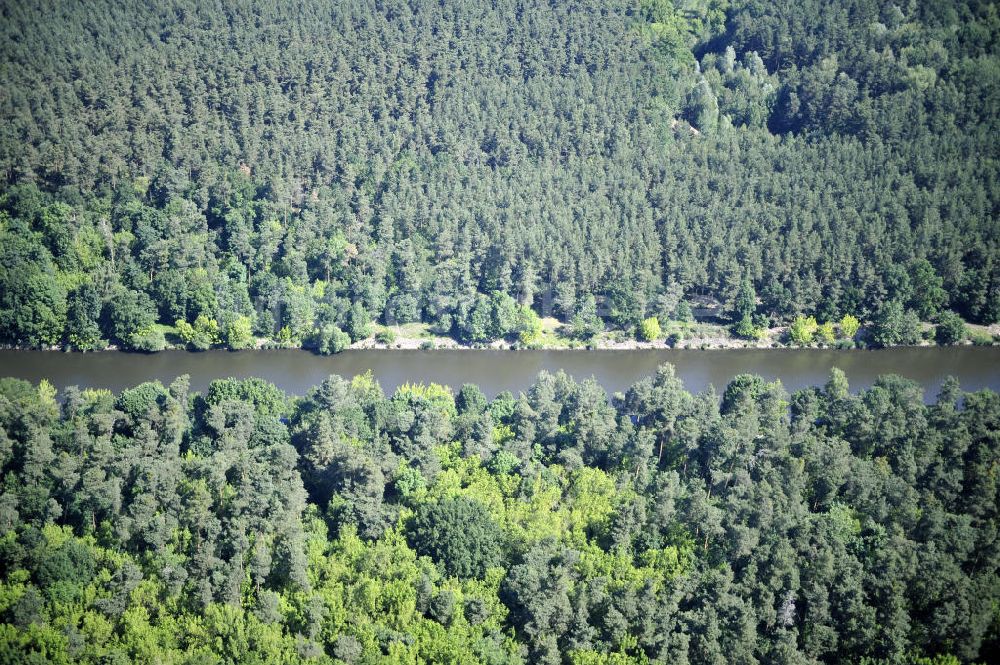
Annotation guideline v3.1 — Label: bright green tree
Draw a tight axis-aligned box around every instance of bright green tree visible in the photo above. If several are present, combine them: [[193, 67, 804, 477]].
[[788, 315, 818, 344], [130, 327, 166, 352], [517, 305, 543, 345], [816, 321, 835, 344], [176, 314, 220, 351], [840, 314, 860, 340], [638, 316, 661, 342]]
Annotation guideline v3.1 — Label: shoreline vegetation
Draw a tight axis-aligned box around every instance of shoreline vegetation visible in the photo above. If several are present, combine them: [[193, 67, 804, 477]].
[[8, 316, 999, 354]]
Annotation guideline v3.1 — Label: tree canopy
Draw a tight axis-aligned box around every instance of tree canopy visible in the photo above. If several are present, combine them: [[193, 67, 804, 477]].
[[0, 0, 997, 350], [0, 366, 998, 662]]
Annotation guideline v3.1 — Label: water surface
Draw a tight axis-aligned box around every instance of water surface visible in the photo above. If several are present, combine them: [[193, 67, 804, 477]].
[[1, 347, 997, 399]]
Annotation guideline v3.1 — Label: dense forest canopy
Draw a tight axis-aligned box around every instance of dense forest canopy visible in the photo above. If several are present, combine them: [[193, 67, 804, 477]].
[[0, 367, 998, 662], [0, 0, 998, 349], [3, 2, 999, 661]]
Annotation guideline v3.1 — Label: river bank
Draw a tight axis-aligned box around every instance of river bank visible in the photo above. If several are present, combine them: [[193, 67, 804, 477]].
[[5, 318, 998, 354], [272, 317, 1000, 352]]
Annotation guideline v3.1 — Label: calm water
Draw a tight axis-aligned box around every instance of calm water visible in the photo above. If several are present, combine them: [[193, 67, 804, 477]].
[[1, 347, 998, 399]]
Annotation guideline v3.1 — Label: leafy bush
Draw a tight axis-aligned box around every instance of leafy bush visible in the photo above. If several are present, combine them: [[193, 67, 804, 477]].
[[176, 315, 220, 351], [313, 325, 351, 355], [788, 315, 818, 344], [840, 314, 860, 340], [129, 327, 166, 352], [517, 305, 543, 345], [935, 311, 967, 345], [638, 316, 661, 342], [816, 321, 835, 344], [733, 313, 764, 340], [225, 315, 254, 350], [392, 464, 426, 499], [374, 329, 396, 345]]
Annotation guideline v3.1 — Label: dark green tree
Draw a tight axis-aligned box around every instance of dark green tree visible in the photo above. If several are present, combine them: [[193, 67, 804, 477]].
[[406, 497, 504, 579]]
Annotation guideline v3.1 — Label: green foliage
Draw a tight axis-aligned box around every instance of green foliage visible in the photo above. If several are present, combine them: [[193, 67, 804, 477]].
[[935, 311, 967, 345], [224, 315, 254, 350], [638, 0, 700, 67], [346, 302, 373, 343], [0, 5, 999, 660], [394, 382, 456, 419], [0, 223, 67, 347], [733, 278, 757, 321], [490, 292, 521, 341], [969, 330, 994, 346], [204, 377, 287, 418], [65, 284, 103, 350], [312, 324, 351, 355], [406, 497, 504, 579], [840, 314, 860, 340], [870, 301, 922, 347], [487, 450, 520, 476], [788, 315, 818, 344], [375, 328, 397, 345], [516, 305, 543, 345], [908, 259, 947, 320], [733, 312, 762, 340], [129, 327, 166, 353], [456, 384, 488, 415], [816, 320, 835, 344], [455, 292, 534, 344], [638, 316, 661, 342], [115, 381, 167, 422], [0, 0, 993, 359], [687, 78, 720, 133], [174, 319, 195, 342], [393, 463, 427, 498], [175, 314, 220, 351], [675, 300, 693, 323], [459, 294, 493, 344], [107, 287, 156, 347], [0, 364, 998, 663], [0, 0, 998, 654], [571, 296, 604, 340]]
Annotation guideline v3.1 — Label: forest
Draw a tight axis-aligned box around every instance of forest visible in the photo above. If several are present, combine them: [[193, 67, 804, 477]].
[[2, 1, 999, 662], [0, 366, 997, 663], [1, 0, 999, 350]]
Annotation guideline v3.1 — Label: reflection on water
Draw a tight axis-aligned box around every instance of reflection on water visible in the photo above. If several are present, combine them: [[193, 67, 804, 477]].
[[1, 347, 998, 400]]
